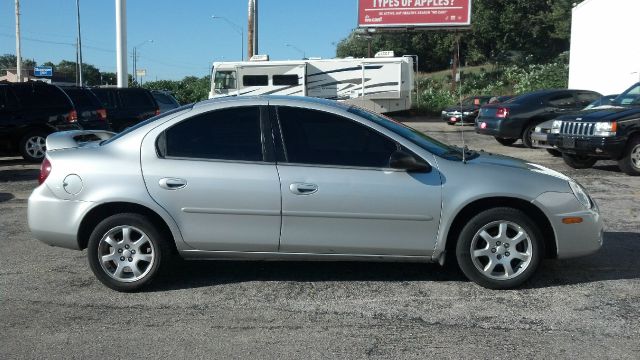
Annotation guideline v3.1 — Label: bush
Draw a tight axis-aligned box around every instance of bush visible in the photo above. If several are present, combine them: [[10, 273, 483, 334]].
[[415, 54, 569, 113]]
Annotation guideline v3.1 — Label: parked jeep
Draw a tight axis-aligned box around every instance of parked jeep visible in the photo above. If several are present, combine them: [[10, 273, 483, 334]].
[[547, 82, 640, 175]]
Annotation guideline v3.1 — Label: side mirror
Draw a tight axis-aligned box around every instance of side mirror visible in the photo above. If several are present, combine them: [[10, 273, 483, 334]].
[[389, 150, 432, 173]]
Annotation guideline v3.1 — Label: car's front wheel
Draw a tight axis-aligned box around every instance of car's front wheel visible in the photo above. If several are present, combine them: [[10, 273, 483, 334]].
[[562, 153, 597, 169], [495, 137, 517, 146], [617, 136, 640, 176], [87, 213, 170, 292], [456, 207, 543, 289]]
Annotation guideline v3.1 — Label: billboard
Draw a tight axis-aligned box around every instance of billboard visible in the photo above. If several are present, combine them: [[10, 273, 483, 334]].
[[358, 0, 472, 28]]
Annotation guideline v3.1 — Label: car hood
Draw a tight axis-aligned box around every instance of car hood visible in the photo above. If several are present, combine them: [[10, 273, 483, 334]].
[[555, 106, 640, 122], [466, 151, 571, 181]]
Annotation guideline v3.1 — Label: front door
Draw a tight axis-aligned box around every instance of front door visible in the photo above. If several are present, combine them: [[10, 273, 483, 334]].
[[140, 105, 281, 251], [273, 106, 442, 256]]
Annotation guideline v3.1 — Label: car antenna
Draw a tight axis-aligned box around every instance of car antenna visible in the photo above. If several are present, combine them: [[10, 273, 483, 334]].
[[456, 33, 467, 164]]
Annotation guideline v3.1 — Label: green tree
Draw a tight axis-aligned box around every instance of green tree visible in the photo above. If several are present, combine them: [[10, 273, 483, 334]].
[[0, 54, 36, 72]]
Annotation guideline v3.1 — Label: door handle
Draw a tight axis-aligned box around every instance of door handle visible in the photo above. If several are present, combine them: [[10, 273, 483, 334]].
[[159, 178, 187, 190], [289, 183, 318, 195]]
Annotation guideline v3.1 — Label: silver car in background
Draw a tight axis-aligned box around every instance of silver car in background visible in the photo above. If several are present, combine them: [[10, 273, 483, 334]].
[[28, 96, 603, 291]]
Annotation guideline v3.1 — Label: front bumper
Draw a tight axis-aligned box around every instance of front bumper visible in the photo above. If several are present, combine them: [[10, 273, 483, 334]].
[[28, 185, 93, 250], [547, 134, 627, 159], [531, 131, 552, 149], [533, 192, 603, 259]]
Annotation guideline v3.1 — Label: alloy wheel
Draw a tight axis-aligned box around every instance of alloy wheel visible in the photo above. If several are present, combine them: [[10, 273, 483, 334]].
[[470, 221, 533, 280], [25, 135, 46, 159], [98, 225, 156, 282]]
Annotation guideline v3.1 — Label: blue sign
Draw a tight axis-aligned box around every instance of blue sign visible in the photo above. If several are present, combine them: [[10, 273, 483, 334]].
[[34, 66, 53, 77]]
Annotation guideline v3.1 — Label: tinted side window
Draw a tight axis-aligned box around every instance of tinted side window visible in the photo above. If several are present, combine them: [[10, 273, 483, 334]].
[[243, 75, 268, 86], [120, 90, 154, 108], [153, 93, 177, 105], [278, 107, 398, 168], [273, 75, 299, 86], [165, 106, 263, 161], [547, 93, 576, 107]]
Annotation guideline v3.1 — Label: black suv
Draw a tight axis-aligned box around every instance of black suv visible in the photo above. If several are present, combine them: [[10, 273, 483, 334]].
[[61, 87, 110, 131], [547, 82, 640, 175], [90, 88, 159, 132], [475, 89, 602, 147], [0, 81, 80, 162]]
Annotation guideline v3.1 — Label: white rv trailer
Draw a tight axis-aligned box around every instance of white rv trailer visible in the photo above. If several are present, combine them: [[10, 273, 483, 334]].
[[209, 52, 415, 113]]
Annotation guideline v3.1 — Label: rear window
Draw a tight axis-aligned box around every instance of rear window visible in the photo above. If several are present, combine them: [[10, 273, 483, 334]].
[[91, 89, 116, 108], [64, 89, 102, 108], [120, 90, 155, 108], [153, 92, 178, 105], [11, 84, 71, 109]]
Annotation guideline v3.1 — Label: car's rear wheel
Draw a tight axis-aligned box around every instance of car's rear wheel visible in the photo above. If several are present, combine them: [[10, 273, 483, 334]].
[[19, 131, 48, 162], [546, 149, 562, 157], [617, 136, 640, 176], [456, 207, 542, 289], [521, 124, 536, 148], [495, 137, 517, 146], [87, 213, 170, 292], [562, 153, 597, 169]]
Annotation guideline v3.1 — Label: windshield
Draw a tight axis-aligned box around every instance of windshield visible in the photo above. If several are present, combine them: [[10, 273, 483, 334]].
[[214, 70, 237, 91], [611, 83, 640, 106], [347, 106, 465, 161]]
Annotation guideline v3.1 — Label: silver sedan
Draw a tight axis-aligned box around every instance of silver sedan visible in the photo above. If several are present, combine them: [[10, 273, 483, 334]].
[[28, 96, 603, 291]]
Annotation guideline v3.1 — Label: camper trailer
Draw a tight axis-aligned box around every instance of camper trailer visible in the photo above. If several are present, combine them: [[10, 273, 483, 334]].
[[209, 52, 415, 113]]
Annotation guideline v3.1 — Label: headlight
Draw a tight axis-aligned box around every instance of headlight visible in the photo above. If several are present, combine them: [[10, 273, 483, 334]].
[[551, 120, 562, 134], [463, 111, 472, 116], [534, 126, 542, 133], [593, 121, 617, 137], [569, 181, 592, 209], [441, 110, 447, 115]]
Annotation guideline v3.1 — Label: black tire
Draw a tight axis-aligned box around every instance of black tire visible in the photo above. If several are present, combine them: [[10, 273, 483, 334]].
[[87, 213, 170, 292], [521, 124, 536, 148], [19, 131, 48, 162], [546, 149, 562, 157], [617, 136, 640, 176], [562, 153, 597, 169], [455, 207, 543, 290], [495, 137, 517, 146]]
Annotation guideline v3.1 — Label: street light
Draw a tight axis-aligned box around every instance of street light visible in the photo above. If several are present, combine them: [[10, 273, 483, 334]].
[[132, 39, 153, 86], [285, 43, 306, 59], [211, 15, 244, 61]]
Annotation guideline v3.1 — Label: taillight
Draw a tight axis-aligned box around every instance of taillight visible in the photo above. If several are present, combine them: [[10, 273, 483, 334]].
[[39, 158, 52, 185], [68, 110, 78, 123], [496, 107, 509, 118], [155, 108, 161, 116], [97, 109, 107, 121]]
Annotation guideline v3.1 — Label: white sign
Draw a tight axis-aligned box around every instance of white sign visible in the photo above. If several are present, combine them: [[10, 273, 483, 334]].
[[136, 69, 147, 77]]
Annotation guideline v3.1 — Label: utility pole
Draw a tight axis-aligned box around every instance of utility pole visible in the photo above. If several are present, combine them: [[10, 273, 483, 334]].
[[15, 0, 22, 82], [247, 0, 258, 58], [76, 0, 83, 86], [116, 0, 128, 88]]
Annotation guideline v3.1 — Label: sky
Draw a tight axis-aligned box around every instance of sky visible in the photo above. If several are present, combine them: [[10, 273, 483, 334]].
[[0, 0, 357, 80]]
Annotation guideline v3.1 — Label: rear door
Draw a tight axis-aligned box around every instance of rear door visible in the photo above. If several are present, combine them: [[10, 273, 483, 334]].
[[140, 103, 282, 251]]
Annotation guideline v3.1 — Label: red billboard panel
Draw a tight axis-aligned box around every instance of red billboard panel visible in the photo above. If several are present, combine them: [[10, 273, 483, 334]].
[[358, 0, 472, 28]]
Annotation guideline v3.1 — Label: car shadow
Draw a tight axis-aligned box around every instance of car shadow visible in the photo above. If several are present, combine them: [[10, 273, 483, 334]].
[[0, 169, 39, 182], [145, 231, 639, 292], [0, 192, 15, 203], [592, 163, 622, 173]]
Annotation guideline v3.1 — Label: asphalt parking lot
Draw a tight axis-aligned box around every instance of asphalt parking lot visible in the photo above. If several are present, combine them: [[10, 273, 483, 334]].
[[1, 120, 639, 359]]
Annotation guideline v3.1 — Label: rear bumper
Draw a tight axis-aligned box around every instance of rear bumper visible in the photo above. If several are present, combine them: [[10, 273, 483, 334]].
[[28, 185, 92, 250], [547, 134, 627, 159], [533, 192, 603, 259], [475, 116, 522, 138]]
